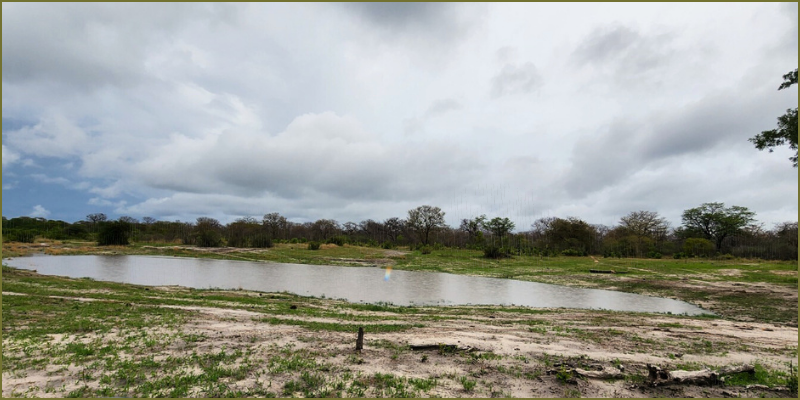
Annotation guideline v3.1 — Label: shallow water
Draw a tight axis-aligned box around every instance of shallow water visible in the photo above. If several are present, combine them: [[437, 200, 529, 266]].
[[5, 254, 711, 315]]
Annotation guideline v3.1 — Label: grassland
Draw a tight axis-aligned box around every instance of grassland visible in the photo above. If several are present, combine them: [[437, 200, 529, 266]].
[[2, 240, 798, 397]]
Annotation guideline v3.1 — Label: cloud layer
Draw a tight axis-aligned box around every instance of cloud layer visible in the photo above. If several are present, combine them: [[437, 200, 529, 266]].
[[2, 3, 797, 229]]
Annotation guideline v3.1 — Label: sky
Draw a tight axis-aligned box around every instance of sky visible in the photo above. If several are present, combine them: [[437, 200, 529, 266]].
[[2, 2, 798, 231]]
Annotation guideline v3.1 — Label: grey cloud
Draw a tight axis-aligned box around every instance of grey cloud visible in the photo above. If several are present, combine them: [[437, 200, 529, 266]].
[[404, 98, 463, 135], [2, 3, 235, 90], [134, 112, 483, 206], [424, 99, 462, 118], [342, 2, 460, 34], [490, 62, 542, 98], [571, 24, 674, 84], [563, 84, 786, 198], [572, 25, 639, 65]]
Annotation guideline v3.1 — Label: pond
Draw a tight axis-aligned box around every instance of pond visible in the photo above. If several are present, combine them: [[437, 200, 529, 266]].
[[4, 254, 711, 315]]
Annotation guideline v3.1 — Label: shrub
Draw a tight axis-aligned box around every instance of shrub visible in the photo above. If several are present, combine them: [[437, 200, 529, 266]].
[[647, 251, 662, 259], [195, 230, 222, 247], [326, 236, 346, 246], [484, 246, 512, 259], [308, 241, 321, 250], [673, 252, 685, 259], [420, 245, 432, 255], [5, 230, 36, 243], [97, 222, 131, 246], [561, 248, 584, 257], [251, 235, 273, 248], [381, 241, 393, 249]]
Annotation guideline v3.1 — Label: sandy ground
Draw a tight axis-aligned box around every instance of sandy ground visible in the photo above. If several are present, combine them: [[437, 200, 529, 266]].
[[3, 289, 797, 398]]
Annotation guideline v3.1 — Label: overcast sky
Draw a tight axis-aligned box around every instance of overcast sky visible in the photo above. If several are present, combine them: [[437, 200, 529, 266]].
[[2, 2, 798, 230]]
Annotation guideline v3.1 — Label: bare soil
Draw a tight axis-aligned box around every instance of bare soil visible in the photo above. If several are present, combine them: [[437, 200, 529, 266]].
[[3, 288, 797, 398]]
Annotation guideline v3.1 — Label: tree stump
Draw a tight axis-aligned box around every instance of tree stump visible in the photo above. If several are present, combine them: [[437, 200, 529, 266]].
[[355, 327, 364, 351]]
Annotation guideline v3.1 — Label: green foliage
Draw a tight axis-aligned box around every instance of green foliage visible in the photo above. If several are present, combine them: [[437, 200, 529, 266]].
[[192, 217, 223, 247], [681, 202, 756, 250], [749, 68, 798, 167], [97, 221, 131, 246], [326, 236, 346, 246], [458, 376, 477, 392], [683, 238, 715, 257], [419, 245, 432, 255], [307, 241, 321, 250], [646, 251, 662, 259], [407, 205, 446, 246], [381, 241, 394, 249], [4, 229, 37, 243], [561, 248, 585, 257], [484, 245, 511, 259], [484, 216, 515, 244]]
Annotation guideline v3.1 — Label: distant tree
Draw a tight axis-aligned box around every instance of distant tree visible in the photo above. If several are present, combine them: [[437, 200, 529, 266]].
[[262, 212, 288, 240], [193, 217, 223, 247], [118, 216, 139, 224], [681, 202, 756, 251], [532, 216, 597, 255], [749, 68, 798, 167], [383, 217, 405, 243], [86, 213, 107, 233], [97, 221, 131, 246], [311, 219, 340, 241], [483, 217, 515, 246], [460, 215, 486, 245], [682, 237, 715, 257], [86, 213, 108, 224], [407, 205, 446, 246], [142, 216, 156, 225], [619, 211, 669, 257]]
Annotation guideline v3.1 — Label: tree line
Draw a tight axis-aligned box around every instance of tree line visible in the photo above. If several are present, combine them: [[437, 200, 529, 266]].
[[2, 202, 797, 260]]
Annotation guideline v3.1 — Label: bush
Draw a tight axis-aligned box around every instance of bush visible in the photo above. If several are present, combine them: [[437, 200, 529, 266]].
[[326, 236, 346, 246], [195, 230, 222, 247], [484, 246, 503, 259], [381, 241, 393, 249], [97, 222, 131, 246], [420, 245, 432, 255], [673, 252, 685, 259], [5, 230, 36, 243], [647, 251, 662, 259], [251, 235, 273, 248], [308, 241, 321, 250], [561, 248, 584, 257]]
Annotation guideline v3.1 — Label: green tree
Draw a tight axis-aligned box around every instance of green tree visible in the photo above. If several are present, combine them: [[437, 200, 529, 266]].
[[459, 214, 486, 245], [483, 217, 515, 246], [619, 210, 669, 257], [749, 68, 798, 167], [407, 205, 446, 246], [97, 220, 131, 246], [193, 217, 223, 247], [681, 202, 756, 251], [682, 237, 715, 257]]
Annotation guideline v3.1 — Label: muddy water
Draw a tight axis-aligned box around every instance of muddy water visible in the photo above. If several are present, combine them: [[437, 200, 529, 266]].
[[5, 254, 711, 315]]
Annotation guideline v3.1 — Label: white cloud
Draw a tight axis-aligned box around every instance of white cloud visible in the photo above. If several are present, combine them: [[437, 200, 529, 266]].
[[29, 204, 51, 218], [2, 145, 20, 167]]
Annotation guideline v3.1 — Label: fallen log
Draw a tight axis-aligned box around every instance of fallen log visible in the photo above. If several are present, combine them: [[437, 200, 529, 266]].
[[647, 364, 755, 386], [574, 367, 625, 380], [408, 343, 478, 352]]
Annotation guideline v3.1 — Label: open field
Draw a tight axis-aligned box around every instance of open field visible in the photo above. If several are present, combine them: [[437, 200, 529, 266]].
[[2, 241, 798, 397], [2, 265, 798, 398]]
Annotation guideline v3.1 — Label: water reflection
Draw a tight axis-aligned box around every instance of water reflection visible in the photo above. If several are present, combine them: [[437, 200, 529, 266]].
[[4, 254, 710, 315]]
